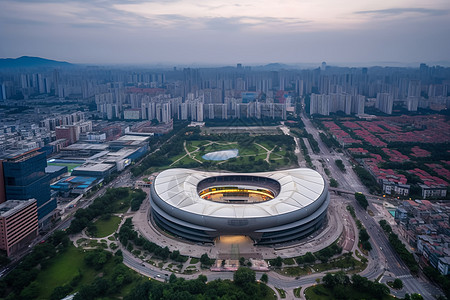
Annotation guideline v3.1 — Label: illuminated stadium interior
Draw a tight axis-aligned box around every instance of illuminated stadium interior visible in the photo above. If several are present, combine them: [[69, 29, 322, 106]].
[[197, 175, 281, 203], [199, 187, 275, 203]]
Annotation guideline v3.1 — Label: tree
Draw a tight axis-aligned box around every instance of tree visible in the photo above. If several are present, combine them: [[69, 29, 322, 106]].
[[330, 178, 339, 187], [323, 273, 336, 288], [260, 273, 268, 284], [393, 278, 403, 289], [271, 256, 283, 268], [335, 159, 346, 172], [200, 253, 212, 267], [50, 285, 72, 300], [355, 192, 368, 210], [303, 252, 316, 263], [19, 282, 39, 300], [239, 257, 245, 266], [411, 293, 424, 300], [233, 268, 256, 287]]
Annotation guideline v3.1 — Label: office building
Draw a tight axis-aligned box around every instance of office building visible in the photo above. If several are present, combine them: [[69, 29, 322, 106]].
[[0, 199, 38, 256], [1, 149, 56, 226]]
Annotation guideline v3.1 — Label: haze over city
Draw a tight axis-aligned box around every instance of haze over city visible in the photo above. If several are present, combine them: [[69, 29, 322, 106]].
[[1, 0, 450, 65]]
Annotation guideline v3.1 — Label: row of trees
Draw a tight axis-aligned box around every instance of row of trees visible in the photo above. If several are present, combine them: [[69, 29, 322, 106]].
[[322, 272, 389, 299], [347, 205, 372, 251], [299, 138, 314, 169], [270, 243, 342, 268], [353, 165, 381, 194], [131, 121, 190, 176], [354, 192, 369, 210], [359, 228, 372, 252], [118, 218, 176, 261], [67, 187, 134, 234], [319, 132, 341, 149], [124, 268, 273, 300], [379, 220, 419, 274], [130, 189, 147, 211], [335, 159, 346, 172], [307, 133, 320, 154]]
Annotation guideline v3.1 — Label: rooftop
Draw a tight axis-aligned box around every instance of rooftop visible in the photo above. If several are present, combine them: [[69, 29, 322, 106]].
[[0, 199, 36, 218], [74, 163, 114, 172], [154, 168, 326, 219]]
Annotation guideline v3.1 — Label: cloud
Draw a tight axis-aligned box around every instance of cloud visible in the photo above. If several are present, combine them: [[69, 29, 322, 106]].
[[355, 7, 449, 17]]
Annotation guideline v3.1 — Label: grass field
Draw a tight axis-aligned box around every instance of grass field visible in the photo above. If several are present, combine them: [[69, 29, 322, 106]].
[[154, 135, 297, 173], [35, 246, 99, 299], [34, 245, 142, 299], [280, 266, 311, 276], [93, 215, 122, 238]]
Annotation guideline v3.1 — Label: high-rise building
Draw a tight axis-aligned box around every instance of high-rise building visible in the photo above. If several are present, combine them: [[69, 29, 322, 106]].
[[0, 199, 38, 256], [0, 160, 5, 204], [376, 93, 394, 114], [1, 149, 56, 227], [0, 82, 6, 100]]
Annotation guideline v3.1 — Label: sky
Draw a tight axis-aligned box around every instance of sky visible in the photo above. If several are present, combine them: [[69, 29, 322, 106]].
[[0, 0, 449, 66]]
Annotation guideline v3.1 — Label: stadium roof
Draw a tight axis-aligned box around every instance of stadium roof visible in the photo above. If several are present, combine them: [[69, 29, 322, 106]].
[[153, 168, 326, 218]]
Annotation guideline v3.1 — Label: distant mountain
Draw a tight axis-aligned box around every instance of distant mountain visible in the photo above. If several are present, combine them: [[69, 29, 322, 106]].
[[252, 63, 298, 71], [0, 56, 72, 69]]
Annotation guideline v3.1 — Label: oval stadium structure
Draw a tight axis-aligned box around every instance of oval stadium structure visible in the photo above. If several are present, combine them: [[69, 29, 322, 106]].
[[150, 168, 329, 245]]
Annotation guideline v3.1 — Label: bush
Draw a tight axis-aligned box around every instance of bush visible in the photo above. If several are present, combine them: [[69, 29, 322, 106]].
[[355, 192, 368, 210]]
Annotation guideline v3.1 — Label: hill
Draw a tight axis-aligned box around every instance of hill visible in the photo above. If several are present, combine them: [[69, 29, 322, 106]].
[[0, 56, 72, 69]]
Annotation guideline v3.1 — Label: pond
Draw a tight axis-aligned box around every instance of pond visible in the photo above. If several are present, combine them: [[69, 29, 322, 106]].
[[202, 149, 239, 161]]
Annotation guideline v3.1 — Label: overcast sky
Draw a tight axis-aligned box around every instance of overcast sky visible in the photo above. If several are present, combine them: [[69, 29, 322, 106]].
[[1, 0, 449, 66]]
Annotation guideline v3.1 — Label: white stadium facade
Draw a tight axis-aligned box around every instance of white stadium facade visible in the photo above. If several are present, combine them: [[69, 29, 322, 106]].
[[150, 168, 330, 245]]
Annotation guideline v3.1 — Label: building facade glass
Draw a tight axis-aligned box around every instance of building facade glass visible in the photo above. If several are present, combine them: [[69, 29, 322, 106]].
[[2, 149, 55, 220]]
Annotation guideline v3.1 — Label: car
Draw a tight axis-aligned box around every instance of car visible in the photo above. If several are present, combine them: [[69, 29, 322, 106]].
[[156, 274, 161, 278]]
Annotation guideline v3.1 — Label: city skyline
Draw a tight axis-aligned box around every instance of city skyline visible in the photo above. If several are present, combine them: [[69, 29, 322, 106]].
[[1, 0, 450, 66]]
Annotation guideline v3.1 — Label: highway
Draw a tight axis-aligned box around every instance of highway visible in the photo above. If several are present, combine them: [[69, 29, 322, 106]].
[[299, 112, 368, 194]]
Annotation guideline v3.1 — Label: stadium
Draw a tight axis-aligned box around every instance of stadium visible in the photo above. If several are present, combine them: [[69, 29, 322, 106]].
[[150, 168, 329, 245]]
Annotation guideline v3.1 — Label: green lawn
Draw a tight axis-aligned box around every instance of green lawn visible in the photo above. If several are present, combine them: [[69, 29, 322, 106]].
[[93, 215, 122, 238], [172, 156, 199, 167], [280, 266, 311, 277], [190, 257, 200, 264], [185, 142, 198, 153], [283, 258, 296, 265], [34, 245, 142, 299], [110, 190, 141, 213], [35, 246, 98, 299], [313, 256, 366, 273]]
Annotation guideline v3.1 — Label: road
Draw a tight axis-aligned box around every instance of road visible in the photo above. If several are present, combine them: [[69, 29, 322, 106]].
[[300, 112, 368, 194], [297, 113, 439, 298]]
